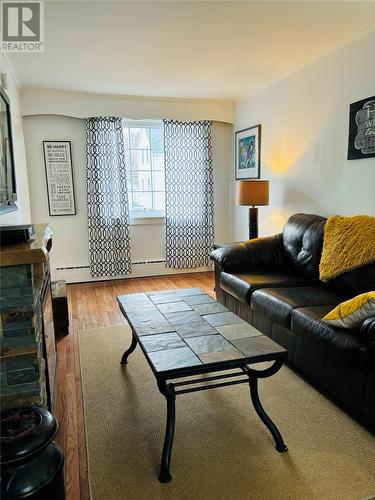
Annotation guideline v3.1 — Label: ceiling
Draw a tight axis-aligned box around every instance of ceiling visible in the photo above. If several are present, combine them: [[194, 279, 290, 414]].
[[8, 1, 375, 101]]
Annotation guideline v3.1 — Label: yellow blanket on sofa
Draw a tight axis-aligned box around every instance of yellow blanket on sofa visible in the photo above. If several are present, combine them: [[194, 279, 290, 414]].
[[319, 215, 375, 282]]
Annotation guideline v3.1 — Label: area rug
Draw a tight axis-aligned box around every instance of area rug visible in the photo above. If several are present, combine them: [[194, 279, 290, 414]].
[[79, 325, 375, 500]]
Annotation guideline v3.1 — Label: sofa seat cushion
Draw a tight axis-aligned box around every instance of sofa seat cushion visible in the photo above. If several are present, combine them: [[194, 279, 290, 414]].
[[219, 271, 310, 305], [251, 286, 344, 329], [292, 306, 371, 371]]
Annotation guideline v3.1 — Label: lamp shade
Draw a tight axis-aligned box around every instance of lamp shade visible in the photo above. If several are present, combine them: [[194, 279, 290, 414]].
[[236, 180, 269, 206]]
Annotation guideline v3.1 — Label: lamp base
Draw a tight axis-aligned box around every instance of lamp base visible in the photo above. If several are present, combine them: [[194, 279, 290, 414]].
[[249, 207, 258, 240]]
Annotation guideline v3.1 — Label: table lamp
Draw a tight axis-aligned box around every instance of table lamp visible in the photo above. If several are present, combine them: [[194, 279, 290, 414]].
[[236, 180, 269, 240]]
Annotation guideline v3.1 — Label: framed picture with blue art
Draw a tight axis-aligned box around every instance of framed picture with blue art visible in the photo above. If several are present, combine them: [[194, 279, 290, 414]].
[[235, 124, 261, 179]]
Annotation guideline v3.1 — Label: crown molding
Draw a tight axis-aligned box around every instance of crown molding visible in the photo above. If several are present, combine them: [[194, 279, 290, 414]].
[[236, 25, 375, 104]]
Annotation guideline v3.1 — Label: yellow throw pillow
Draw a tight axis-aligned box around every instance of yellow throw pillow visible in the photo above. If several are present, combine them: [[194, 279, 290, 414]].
[[323, 291, 375, 329], [319, 215, 375, 282]]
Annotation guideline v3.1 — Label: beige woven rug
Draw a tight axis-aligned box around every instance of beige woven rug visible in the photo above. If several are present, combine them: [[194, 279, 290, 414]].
[[79, 325, 375, 500]]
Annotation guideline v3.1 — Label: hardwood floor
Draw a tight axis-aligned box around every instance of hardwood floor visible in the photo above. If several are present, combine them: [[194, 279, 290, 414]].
[[55, 271, 215, 500]]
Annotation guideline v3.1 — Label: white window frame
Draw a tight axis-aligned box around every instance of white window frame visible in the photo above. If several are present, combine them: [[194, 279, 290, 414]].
[[123, 119, 165, 221]]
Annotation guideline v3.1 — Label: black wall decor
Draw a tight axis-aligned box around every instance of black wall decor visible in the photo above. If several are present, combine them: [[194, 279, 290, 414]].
[[347, 96, 375, 160]]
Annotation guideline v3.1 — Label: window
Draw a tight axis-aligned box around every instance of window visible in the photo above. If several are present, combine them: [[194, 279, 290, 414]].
[[123, 121, 165, 217]]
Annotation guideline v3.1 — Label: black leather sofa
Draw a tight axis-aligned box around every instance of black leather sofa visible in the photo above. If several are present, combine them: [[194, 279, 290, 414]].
[[210, 213, 375, 427]]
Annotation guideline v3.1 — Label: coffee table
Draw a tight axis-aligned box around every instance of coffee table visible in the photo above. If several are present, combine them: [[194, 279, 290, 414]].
[[118, 288, 288, 483]]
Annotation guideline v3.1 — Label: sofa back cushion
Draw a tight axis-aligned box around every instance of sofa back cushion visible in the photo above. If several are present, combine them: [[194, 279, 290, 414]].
[[325, 263, 375, 297], [282, 213, 326, 280]]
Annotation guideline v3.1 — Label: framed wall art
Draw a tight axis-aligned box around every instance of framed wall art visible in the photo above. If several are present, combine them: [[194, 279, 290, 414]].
[[43, 141, 76, 216], [235, 124, 261, 179], [347, 96, 375, 160]]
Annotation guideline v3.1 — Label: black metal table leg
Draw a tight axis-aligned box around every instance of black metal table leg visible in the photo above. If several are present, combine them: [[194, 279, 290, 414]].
[[158, 381, 176, 483], [120, 330, 138, 365], [249, 376, 288, 452]]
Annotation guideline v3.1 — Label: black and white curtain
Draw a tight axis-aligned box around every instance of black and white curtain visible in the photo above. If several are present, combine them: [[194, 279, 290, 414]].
[[163, 119, 214, 268], [86, 117, 131, 277]]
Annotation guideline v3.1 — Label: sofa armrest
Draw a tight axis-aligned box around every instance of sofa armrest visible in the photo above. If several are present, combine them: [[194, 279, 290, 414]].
[[359, 316, 375, 344], [210, 233, 285, 272]]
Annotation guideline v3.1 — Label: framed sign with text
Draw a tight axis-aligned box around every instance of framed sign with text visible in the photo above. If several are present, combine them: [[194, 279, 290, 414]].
[[347, 96, 375, 160], [43, 141, 76, 216]]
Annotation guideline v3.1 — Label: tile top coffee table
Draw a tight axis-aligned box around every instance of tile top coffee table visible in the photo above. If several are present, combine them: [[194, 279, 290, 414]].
[[118, 288, 288, 483]]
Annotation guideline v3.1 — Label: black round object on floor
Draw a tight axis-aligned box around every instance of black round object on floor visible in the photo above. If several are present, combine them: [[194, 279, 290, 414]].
[[1, 407, 58, 464], [0, 407, 65, 500]]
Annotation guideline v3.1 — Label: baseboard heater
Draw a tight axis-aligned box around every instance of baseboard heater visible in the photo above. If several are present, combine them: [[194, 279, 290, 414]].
[[55, 259, 166, 271], [53, 259, 211, 284]]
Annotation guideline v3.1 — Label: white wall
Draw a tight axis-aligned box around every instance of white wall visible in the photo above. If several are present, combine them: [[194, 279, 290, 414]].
[[23, 114, 232, 280], [0, 53, 31, 224], [233, 30, 375, 240]]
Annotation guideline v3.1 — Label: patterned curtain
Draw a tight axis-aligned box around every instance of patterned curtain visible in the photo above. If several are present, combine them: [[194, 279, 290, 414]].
[[163, 119, 214, 268], [86, 117, 131, 277]]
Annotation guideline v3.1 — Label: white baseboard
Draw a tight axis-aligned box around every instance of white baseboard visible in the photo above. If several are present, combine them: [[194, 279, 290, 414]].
[[52, 262, 212, 284]]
